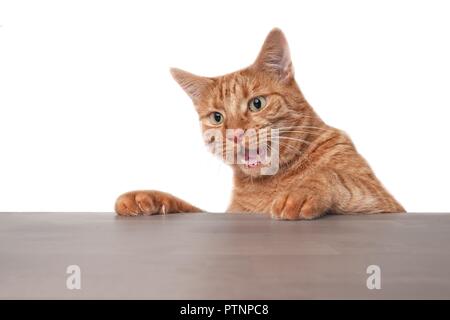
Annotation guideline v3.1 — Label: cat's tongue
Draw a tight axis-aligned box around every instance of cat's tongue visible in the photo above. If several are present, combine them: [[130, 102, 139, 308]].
[[244, 149, 261, 168]]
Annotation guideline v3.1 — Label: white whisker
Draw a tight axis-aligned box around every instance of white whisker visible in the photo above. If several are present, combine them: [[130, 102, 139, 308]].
[[276, 125, 334, 132], [278, 130, 323, 136], [274, 141, 302, 155], [278, 136, 311, 145]]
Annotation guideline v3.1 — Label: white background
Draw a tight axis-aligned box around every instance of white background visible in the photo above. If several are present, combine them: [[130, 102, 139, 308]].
[[0, 0, 449, 212]]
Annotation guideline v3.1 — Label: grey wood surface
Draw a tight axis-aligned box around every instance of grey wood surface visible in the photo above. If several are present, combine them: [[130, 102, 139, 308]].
[[1, 212, 449, 299]]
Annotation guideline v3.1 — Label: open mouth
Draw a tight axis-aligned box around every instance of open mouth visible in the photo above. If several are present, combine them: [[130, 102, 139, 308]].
[[242, 146, 267, 169]]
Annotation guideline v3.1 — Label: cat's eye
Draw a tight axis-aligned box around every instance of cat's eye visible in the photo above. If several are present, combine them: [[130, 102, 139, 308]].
[[209, 112, 224, 125], [248, 96, 267, 112]]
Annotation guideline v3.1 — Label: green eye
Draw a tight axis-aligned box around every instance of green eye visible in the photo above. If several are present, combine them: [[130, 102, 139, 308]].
[[209, 112, 224, 125], [248, 96, 267, 112]]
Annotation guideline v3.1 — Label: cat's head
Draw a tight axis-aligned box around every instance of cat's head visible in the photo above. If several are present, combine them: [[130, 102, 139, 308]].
[[171, 28, 319, 177]]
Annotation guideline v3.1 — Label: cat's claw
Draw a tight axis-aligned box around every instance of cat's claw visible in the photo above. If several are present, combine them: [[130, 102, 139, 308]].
[[115, 191, 162, 216], [115, 190, 201, 216], [270, 192, 326, 220]]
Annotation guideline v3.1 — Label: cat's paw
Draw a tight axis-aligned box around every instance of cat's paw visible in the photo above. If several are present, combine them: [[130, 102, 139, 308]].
[[115, 191, 169, 216], [270, 192, 326, 220]]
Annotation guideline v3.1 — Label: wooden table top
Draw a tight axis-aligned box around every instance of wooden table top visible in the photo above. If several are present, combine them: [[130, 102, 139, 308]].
[[1, 212, 449, 299]]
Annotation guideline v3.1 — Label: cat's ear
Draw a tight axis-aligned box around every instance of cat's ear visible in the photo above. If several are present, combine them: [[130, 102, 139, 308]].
[[253, 28, 294, 82], [170, 68, 214, 101]]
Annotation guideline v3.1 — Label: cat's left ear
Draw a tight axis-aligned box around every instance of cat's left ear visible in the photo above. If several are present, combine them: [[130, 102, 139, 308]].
[[170, 68, 214, 102], [253, 28, 294, 83]]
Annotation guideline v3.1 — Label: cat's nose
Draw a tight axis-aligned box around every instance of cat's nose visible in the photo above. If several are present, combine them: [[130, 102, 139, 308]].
[[226, 130, 244, 144]]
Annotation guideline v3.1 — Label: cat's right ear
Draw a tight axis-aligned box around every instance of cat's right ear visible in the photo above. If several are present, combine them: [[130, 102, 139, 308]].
[[170, 68, 214, 101], [253, 28, 294, 83]]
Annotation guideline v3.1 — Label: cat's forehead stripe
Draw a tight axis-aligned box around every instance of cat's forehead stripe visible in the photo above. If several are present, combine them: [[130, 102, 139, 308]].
[[204, 72, 271, 120]]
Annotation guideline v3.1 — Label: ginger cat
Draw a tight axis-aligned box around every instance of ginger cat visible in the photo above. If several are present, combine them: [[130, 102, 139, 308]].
[[115, 28, 405, 220]]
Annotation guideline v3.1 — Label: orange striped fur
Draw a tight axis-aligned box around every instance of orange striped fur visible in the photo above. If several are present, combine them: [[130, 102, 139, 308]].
[[115, 28, 405, 220]]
